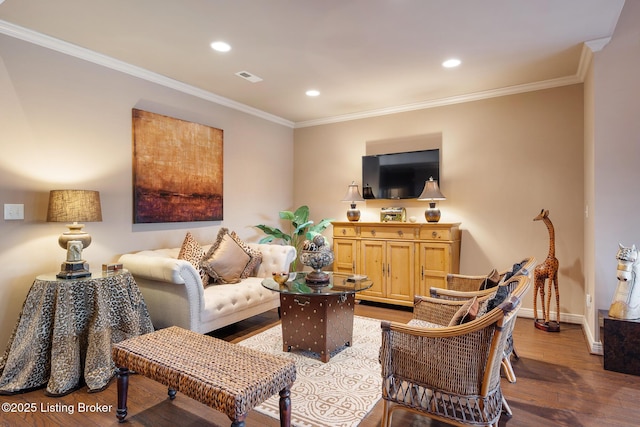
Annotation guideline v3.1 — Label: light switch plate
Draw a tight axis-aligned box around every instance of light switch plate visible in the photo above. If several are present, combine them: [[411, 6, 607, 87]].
[[4, 204, 24, 220]]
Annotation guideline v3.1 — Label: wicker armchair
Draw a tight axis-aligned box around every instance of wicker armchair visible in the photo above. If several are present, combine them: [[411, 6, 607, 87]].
[[380, 274, 530, 427], [431, 257, 536, 384], [443, 257, 536, 294]]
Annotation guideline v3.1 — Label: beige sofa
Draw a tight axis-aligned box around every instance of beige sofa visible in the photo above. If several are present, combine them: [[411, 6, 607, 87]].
[[118, 243, 296, 334]]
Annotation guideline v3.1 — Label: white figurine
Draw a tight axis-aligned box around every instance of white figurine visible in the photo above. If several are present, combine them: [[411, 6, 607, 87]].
[[66, 240, 83, 262], [609, 243, 640, 319]]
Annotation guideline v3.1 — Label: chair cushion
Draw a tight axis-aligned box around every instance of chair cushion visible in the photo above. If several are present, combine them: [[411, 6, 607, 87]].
[[479, 268, 501, 290], [177, 231, 209, 287], [501, 259, 527, 283], [486, 285, 509, 312], [407, 318, 444, 329], [201, 228, 262, 284], [448, 296, 479, 326]]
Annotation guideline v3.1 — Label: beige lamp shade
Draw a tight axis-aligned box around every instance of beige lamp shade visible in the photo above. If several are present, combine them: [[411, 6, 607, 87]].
[[47, 190, 102, 250], [341, 181, 365, 203], [417, 177, 446, 201]]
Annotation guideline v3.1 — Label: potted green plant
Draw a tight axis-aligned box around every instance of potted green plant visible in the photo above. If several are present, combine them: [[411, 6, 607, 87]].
[[255, 205, 333, 271]]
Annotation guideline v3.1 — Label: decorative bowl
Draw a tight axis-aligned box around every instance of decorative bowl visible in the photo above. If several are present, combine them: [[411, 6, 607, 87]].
[[272, 271, 290, 285], [299, 249, 334, 285]]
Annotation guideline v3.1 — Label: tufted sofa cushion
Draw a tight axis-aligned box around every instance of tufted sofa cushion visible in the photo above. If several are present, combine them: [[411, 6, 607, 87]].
[[200, 277, 281, 324]]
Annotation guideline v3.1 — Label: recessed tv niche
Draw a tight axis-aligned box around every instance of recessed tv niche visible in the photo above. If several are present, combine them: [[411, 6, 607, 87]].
[[362, 149, 440, 199]]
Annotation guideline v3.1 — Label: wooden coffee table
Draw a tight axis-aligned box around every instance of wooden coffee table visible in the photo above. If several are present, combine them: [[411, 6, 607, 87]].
[[262, 272, 372, 362]]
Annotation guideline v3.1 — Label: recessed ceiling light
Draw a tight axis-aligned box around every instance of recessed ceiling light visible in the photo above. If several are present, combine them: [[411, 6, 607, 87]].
[[210, 41, 231, 52], [442, 58, 461, 68], [306, 89, 320, 97]]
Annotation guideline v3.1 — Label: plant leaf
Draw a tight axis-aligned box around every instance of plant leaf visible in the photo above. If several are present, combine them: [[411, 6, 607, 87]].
[[258, 235, 275, 244], [310, 218, 334, 233], [279, 210, 295, 221], [255, 224, 287, 240], [292, 205, 310, 227], [294, 220, 314, 236]]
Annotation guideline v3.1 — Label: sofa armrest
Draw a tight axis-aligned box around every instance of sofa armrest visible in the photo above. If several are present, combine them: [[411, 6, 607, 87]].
[[249, 243, 297, 278], [118, 251, 194, 285], [118, 250, 205, 331]]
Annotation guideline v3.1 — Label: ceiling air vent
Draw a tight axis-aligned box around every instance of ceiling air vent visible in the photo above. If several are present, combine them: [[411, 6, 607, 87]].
[[235, 71, 263, 83]]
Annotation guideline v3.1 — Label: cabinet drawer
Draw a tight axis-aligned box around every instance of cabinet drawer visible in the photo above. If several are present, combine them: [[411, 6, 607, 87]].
[[334, 225, 358, 237], [419, 228, 452, 241], [361, 226, 415, 240]]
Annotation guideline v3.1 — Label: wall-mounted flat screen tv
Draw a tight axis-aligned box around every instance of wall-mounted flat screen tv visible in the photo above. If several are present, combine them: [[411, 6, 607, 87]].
[[362, 149, 440, 199]]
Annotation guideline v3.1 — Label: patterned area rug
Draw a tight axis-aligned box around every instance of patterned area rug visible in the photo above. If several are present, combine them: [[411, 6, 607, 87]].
[[238, 315, 382, 427]]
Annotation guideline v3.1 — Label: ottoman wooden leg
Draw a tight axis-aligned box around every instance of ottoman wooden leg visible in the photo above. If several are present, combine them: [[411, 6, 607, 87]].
[[279, 387, 291, 427], [116, 367, 129, 423], [168, 388, 177, 400]]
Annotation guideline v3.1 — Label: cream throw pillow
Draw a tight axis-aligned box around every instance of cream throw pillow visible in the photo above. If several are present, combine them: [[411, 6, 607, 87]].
[[200, 228, 262, 284]]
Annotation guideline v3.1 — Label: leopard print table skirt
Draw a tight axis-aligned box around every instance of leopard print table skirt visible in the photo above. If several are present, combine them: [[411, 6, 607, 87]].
[[0, 271, 153, 396]]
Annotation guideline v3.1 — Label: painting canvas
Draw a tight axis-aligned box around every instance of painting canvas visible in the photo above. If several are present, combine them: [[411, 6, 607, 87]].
[[132, 109, 223, 223]]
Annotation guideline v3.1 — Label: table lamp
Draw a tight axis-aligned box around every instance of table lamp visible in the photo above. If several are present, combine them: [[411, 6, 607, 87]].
[[417, 177, 446, 223], [362, 184, 375, 199], [341, 181, 365, 222], [47, 189, 102, 279]]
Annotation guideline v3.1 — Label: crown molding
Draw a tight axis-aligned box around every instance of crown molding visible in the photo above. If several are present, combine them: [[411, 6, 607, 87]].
[[295, 74, 582, 128], [576, 37, 612, 82], [0, 19, 599, 131], [577, 43, 595, 81], [0, 20, 295, 128]]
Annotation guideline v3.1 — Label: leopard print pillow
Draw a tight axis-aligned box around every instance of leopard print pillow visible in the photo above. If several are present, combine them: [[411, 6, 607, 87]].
[[177, 231, 209, 287]]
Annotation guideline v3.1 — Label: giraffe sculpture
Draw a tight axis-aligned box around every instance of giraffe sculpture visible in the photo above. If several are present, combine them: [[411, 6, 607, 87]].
[[533, 209, 560, 332]]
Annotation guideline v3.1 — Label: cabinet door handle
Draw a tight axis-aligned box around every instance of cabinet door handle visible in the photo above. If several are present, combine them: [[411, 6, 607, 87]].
[[387, 264, 391, 278], [294, 297, 310, 306], [432, 231, 438, 238], [371, 229, 376, 236], [398, 230, 403, 237], [342, 229, 347, 235], [421, 265, 424, 280]]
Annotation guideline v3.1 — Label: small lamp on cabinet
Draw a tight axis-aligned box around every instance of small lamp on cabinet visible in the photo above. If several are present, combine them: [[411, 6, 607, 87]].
[[47, 189, 103, 279], [417, 177, 446, 223], [362, 184, 375, 199], [341, 181, 365, 222]]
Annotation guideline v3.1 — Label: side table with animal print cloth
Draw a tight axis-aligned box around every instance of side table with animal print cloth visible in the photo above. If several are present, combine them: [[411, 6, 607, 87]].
[[112, 326, 297, 427], [0, 270, 153, 396]]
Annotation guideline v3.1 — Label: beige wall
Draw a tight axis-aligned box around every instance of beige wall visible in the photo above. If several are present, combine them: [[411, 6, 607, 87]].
[[589, 0, 640, 341], [294, 85, 585, 319], [0, 34, 294, 348]]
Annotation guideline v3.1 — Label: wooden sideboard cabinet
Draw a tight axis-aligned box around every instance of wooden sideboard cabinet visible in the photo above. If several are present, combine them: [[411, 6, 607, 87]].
[[332, 221, 461, 307]]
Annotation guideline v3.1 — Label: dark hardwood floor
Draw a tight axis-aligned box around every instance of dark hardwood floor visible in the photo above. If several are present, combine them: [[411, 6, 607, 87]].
[[1, 302, 639, 427]]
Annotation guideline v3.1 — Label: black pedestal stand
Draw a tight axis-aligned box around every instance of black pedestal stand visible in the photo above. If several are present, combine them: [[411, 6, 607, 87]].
[[57, 260, 91, 279]]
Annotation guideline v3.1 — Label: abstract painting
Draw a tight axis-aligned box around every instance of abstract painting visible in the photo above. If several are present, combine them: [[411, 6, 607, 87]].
[[132, 109, 223, 223]]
